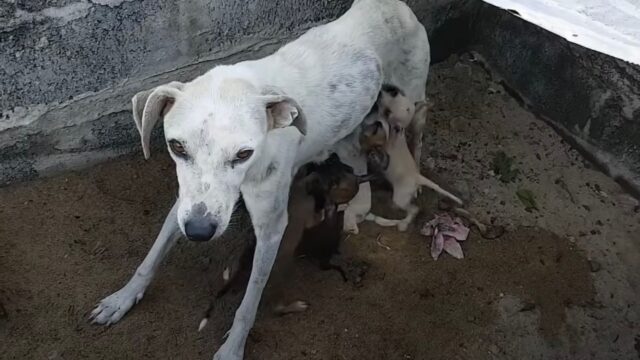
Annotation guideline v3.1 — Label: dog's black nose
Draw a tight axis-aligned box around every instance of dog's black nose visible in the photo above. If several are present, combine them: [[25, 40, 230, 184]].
[[184, 218, 217, 242]]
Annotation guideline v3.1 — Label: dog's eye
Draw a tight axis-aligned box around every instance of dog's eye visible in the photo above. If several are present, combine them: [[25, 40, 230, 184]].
[[168, 140, 188, 158], [234, 149, 254, 163]]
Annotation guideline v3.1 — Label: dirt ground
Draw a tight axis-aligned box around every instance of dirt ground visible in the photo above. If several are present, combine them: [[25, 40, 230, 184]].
[[1, 55, 639, 360]]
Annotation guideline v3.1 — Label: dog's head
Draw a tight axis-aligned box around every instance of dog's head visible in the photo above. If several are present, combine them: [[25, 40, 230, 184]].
[[377, 84, 415, 129], [131, 68, 306, 241]]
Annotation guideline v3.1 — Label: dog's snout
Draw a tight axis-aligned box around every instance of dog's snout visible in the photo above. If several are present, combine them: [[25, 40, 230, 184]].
[[184, 217, 217, 242]]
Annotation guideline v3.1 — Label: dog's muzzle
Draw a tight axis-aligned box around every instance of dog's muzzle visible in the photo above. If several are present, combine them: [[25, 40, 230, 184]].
[[184, 217, 217, 242]]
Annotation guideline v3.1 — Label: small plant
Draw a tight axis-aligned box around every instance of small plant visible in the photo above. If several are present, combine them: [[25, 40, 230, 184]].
[[492, 151, 519, 183], [516, 189, 538, 212]]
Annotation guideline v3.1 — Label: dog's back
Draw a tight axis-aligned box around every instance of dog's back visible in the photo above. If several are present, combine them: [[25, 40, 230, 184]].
[[236, 0, 430, 166]]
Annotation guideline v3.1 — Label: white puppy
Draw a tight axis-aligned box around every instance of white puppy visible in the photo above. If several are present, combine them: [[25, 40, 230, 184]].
[[90, 1, 429, 359], [364, 86, 463, 231]]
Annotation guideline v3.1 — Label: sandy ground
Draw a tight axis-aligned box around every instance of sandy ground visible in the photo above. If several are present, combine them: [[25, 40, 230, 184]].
[[1, 55, 639, 360]]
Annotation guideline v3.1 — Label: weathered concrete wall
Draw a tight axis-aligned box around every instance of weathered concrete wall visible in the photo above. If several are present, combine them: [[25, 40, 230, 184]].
[[468, 3, 640, 196], [4, 0, 638, 194], [1, 0, 353, 185], [0, 0, 477, 186]]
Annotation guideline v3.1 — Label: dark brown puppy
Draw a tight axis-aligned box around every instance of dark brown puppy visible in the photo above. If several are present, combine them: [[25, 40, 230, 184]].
[[296, 153, 362, 281], [360, 119, 390, 174], [200, 154, 367, 327]]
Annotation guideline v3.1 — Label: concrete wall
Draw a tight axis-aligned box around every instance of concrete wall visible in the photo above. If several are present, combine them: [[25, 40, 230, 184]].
[[469, 3, 640, 196], [3, 0, 639, 195], [0, 0, 477, 186]]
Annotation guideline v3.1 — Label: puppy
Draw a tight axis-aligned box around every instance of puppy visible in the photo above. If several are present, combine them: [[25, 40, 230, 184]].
[[377, 84, 428, 165], [202, 154, 365, 326], [359, 117, 390, 174], [364, 87, 463, 231]]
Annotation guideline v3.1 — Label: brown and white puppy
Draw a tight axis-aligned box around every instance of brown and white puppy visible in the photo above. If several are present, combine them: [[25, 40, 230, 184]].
[[201, 154, 365, 327], [363, 86, 463, 231], [377, 84, 428, 166], [359, 118, 390, 174]]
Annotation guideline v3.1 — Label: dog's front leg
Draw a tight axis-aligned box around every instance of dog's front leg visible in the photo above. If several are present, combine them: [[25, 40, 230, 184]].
[[91, 200, 181, 325], [213, 180, 290, 360]]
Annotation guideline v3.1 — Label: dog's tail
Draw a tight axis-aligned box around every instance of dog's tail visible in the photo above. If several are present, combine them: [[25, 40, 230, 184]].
[[417, 175, 464, 206]]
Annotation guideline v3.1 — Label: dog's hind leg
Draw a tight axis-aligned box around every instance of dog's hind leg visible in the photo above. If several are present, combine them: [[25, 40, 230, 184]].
[[91, 200, 181, 325]]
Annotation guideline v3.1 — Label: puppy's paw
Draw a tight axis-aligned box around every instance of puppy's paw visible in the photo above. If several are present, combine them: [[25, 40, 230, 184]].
[[343, 221, 359, 235], [397, 221, 409, 232], [275, 300, 309, 315], [90, 285, 144, 325]]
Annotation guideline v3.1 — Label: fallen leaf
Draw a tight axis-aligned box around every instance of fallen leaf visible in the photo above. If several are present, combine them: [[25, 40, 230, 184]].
[[516, 189, 538, 212], [443, 238, 464, 259], [492, 151, 520, 183]]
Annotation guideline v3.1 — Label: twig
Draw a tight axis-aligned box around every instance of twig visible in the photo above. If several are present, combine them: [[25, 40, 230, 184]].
[[375, 233, 391, 250]]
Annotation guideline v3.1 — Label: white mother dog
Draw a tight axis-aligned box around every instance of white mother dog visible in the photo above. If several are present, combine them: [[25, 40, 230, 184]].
[[91, 0, 429, 358]]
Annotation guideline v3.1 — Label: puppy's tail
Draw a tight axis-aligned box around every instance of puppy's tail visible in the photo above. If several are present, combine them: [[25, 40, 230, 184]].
[[364, 213, 402, 227], [417, 175, 464, 206]]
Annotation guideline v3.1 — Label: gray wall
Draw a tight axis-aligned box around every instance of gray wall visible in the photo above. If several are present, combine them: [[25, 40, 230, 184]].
[[469, 3, 640, 196], [0, 0, 354, 185], [2, 0, 639, 195], [0, 0, 475, 186]]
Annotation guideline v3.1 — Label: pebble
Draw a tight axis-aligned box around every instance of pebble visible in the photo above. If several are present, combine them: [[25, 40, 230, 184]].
[[589, 260, 602, 273]]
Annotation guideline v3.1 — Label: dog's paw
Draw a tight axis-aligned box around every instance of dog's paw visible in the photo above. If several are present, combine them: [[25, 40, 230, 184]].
[[397, 221, 409, 232], [90, 286, 144, 325], [212, 344, 243, 360]]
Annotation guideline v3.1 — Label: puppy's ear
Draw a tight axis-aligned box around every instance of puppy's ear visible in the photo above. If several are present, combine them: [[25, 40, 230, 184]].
[[261, 95, 307, 135], [413, 100, 428, 119], [132, 81, 184, 159], [357, 173, 377, 184]]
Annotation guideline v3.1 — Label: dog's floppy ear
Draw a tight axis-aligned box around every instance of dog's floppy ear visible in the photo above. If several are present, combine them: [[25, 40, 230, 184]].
[[131, 81, 184, 159], [261, 95, 307, 135]]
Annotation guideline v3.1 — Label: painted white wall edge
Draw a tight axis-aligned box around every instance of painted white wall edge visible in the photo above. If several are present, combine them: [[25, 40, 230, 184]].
[[483, 0, 640, 65]]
